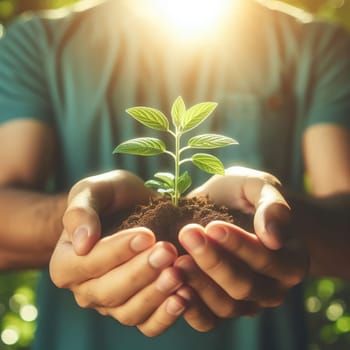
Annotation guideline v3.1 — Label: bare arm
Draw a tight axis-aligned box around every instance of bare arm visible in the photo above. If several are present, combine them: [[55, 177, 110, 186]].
[[0, 119, 67, 270], [298, 124, 350, 279]]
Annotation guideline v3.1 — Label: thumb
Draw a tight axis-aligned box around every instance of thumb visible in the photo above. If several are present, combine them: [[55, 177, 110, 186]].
[[62, 173, 114, 255], [254, 184, 291, 250], [62, 197, 102, 256]]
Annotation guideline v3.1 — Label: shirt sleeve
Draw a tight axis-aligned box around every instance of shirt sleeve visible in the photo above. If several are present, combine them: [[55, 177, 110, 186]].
[[0, 15, 53, 125], [305, 23, 350, 129]]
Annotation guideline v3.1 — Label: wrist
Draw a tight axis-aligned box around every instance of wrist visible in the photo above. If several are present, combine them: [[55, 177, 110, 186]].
[[44, 193, 68, 252]]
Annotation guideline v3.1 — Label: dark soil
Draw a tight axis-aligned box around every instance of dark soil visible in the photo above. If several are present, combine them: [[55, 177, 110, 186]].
[[118, 196, 253, 254]]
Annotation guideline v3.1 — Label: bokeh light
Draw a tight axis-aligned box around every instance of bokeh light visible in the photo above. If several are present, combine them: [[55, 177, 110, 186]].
[[320, 324, 338, 344], [336, 316, 350, 333], [317, 279, 336, 299], [1, 328, 19, 346], [326, 301, 344, 321], [306, 296, 322, 313], [19, 304, 38, 322], [0, 0, 14, 18]]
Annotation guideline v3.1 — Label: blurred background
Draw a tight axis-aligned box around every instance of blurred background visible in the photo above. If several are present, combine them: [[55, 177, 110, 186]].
[[0, 0, 349, 349]]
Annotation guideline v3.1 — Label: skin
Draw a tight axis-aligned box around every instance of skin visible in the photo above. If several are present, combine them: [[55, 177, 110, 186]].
[[0, 118, 349, 336], [0, 120, 66, 270]]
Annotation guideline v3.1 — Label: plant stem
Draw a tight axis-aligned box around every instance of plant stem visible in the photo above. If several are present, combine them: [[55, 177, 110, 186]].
[[174, 131, 181, 206]]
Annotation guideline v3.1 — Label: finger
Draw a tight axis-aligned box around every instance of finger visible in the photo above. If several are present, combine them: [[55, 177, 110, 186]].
[[70, 242, 178, 308], [177, 286, 220, 332], [175, 255, 237, 318], [137, 294, 187, 337], [176, 254, 269, 313], [225, 169, 290, 249], [63, 208, 102, 256], [205, 221, 307, 288], [49, 227, 155, 287], [107, 267, 184, 327], [179, 286, 261, 331], [189, 166, 290, 249], [179, 224, 287, 306], [64, 170, 153, 255], [189, 166, 281, 213], [252, 184, 291, 250]]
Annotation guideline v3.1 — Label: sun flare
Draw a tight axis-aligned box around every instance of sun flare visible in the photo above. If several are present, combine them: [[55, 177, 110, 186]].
[[149, 0, 231, 37]]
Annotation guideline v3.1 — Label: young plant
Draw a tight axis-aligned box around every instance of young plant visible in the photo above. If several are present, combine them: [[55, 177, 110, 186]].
[[113, 96, 238, 206]]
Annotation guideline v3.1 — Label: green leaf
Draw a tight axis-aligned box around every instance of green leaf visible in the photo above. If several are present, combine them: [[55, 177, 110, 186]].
[[177, 171, 192, 195], [171, 96, 186, 129], [126, 107, 169, 131], [182, 102, 217, 132], [113, 137, 166, 156], [192, 153, 225, 175], [188, 134, 238, 149], [154, 172, 175, 188], [144, 179, 167, 190], [158, 188, 175, 194]]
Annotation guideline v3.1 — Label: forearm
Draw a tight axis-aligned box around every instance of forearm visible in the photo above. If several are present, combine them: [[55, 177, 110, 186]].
[[0, 187, 67, 271], [288, 192, 350, 279]]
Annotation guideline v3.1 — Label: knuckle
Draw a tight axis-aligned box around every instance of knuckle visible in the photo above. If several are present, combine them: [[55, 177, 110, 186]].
[[227, 233, 244, 254], [260, 292, 286, 308], [74, 293, 91, 309], [68, 179, 88, 200], [204, 257, 225, 276], [284, 270, 304, 288], [62, 206, 93, 228], [49, 261, 70, 289], [138, 326, 160, 338], [96, 307, 108, 316], [94, 289, 117, 309], [231, 282, 254, 301], [77, 261, 100, 280], [50, 275, 68, 289], [269, 294, 286, 307], [283, 259, 309, 288], [255, 255, 275, 275], [215, 302, 236, 318], [116, 310, 138, 327], [51, 276, 69, 289], [191, 321, 216, 333]]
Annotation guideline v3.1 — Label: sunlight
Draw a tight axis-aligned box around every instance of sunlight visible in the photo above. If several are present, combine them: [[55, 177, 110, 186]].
[[1, 328, 19, 346], [149, 0, 231, 37]]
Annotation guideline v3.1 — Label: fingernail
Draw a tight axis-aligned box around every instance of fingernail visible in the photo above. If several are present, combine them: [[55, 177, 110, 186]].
[[156, 272, 182, 293], [73, 226, 89, 249], [181, 230, 205, 253], [166, 298, 185, 316], [130, 234, 153, 252], [206, 226, 228, 242], [149, 246, 175, 269]]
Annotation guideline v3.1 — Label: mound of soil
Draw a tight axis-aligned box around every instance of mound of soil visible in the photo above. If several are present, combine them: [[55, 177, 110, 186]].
[[118, 196, 253, 254]]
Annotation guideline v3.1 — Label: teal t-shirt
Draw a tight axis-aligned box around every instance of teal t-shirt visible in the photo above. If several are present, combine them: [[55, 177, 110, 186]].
[[0, 1, 350, 349]]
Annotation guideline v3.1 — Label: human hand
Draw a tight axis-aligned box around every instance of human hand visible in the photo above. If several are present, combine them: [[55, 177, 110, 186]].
[[175, 166, 309, 331], [49, 170, 189, 336]]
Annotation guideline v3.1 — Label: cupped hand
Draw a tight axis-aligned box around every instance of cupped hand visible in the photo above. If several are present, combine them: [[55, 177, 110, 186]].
[[175, 166, 309, 331], [49, 170, 189, 336]]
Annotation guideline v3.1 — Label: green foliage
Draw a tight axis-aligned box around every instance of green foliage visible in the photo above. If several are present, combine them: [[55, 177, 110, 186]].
[[305, 277, 350, 350], [0, 271, 38, 350], [114, 96, 238, 206]]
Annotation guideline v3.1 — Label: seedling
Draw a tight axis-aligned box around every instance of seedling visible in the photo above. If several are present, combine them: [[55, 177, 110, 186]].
[[113, 96, 238, 206]]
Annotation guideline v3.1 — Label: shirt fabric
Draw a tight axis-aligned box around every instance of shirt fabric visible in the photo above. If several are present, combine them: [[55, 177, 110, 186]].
[[0, 0, 350, 349]]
